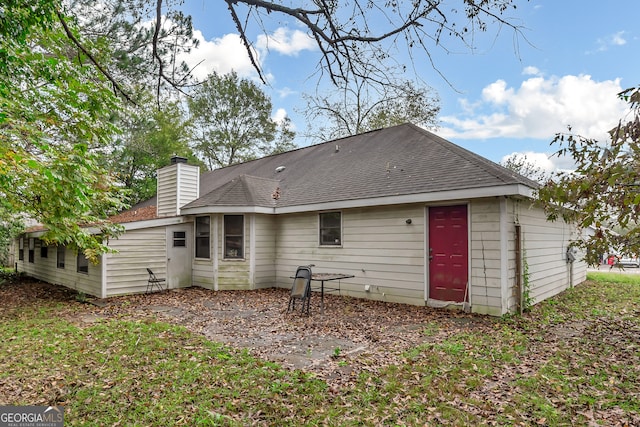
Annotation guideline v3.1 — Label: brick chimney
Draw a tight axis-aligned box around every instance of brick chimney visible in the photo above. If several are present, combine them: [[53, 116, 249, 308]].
[[156, 156, 200, 217]]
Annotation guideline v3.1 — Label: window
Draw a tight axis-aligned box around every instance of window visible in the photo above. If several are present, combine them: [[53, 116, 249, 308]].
[[173, 231, 186, 247], [224, 215, 244, 259], [19, 237, 24, 261], [40, 243, 48, 258], [195, 216, 210, 258], [77, 252, 88, 274], [319, 212, 342, 246], [28, 238, 34, 263], [57, 246, 65, 269]]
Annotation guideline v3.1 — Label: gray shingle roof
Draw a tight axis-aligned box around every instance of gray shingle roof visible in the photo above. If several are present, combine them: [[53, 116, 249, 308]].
[[181, 123, 538, 212], [186, 175, 279, 208]]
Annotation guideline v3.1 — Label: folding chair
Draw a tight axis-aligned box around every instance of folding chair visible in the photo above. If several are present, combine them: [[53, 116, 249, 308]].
[[287, 266, 312, 315], [146, 268, 166, 293]]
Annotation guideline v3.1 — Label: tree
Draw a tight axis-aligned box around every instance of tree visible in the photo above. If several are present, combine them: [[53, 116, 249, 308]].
[[187, 72, 296, 169], [109, 96, 203, 205], [0, 1, 128, 262], [2, 0, 524, 259], [501, 153, 551, 183], [303, 78, 440, 142], [537, 86, 640, 265], [70, 0, 200, 99]]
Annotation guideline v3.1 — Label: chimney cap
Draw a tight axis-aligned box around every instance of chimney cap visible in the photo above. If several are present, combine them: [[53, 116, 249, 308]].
[[170, 156, 188, 165]]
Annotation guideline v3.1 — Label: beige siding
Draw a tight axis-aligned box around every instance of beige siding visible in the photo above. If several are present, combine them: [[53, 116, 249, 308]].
[[516, 202, 587, 305], [15, 238, 101, 297], [468, 199, 503, 315], [104, 226, 167, 296], [275, 204, 427, 305], [157, 166, 178, 217], [192, 260, 215, 289], [254, 214, 276, 288], [157, 163, 199, 217], [177, 165, 199, 210]]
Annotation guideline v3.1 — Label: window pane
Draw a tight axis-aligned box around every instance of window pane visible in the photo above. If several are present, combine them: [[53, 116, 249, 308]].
[[57, 246, 65, 269], [319, 212, 341, 246], [77, 252, 88, 274], [225, 215, 243, 235], [320, 212, 341, 228], [224, 215, 243, 258], [173, 231, 186, 247], [196, 238, 210, 258], [225, 236, 243, 258], [29, 239, 35, 262], [195, 216, 210, 258]]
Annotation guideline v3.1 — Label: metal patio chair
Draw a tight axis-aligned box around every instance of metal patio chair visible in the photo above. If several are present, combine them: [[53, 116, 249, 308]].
[[287, 265, 312, 315], [146, 268, 166, 293]]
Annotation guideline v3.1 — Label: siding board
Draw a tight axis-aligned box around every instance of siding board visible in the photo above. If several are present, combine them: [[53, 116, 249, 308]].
[[104, 226, 167, 296]]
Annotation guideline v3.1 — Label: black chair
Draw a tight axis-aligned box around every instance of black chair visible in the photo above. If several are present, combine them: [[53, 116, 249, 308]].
[[146, 268, 166, 293], [287, 266, 312, 315]]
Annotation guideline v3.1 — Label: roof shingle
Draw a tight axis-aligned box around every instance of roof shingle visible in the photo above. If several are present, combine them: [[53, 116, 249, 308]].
[[182, 123, 537, 211]]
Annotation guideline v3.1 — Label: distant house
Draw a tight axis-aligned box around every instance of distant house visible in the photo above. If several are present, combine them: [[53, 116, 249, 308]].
[[15, 123, 586, 316]]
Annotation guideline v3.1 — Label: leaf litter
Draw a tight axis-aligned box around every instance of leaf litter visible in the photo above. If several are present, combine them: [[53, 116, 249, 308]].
[[1, 277, 639, 425]]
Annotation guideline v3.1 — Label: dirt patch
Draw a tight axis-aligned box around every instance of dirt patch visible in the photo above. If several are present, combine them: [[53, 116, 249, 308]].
[[0, 279, 496, 385]]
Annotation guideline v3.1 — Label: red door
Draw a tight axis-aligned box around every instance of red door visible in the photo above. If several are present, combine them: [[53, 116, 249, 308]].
[[429, 205, 468, 302]]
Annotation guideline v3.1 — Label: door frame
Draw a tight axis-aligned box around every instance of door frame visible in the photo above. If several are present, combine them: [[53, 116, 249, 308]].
[[424, 202, 471, 304]]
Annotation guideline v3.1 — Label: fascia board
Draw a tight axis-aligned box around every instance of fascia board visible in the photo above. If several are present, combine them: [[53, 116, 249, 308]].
[[180, 206, 276, 215], [276, 184, 535, 214], [121, 216, 188, 231], [179, 184, 534, 216], [23, 216, 189, 237]]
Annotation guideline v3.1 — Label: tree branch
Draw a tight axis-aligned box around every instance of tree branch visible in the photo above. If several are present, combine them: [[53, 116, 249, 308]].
[[152, 0, 164, 104], [225, 0, 267, 84], [56, 9, 134, 104]]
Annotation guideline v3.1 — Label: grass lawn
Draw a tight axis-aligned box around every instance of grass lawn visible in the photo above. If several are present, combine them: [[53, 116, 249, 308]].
[[1, 272, 639, 426]]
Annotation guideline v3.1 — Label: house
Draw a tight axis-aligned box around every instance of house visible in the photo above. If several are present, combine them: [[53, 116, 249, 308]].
[[15, 123, 587, 316]]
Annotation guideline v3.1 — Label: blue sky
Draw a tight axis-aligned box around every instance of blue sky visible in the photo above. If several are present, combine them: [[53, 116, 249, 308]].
[[175, 1, 638, 172]]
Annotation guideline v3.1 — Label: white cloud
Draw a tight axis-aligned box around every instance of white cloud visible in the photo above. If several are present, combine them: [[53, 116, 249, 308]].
[[277, 87, 297, 99], [611, 31, 628, 46], [591, 31, 628, 53], [272, 108, 296, 131], [256, 28, 316, 56], [522, 66, 541, 76], [177, 26, 314, 84], [440, 74, 627, 141], [272, 108, 288, 123], [177, 30, 263, 81], [482, 80, 513, 105]]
